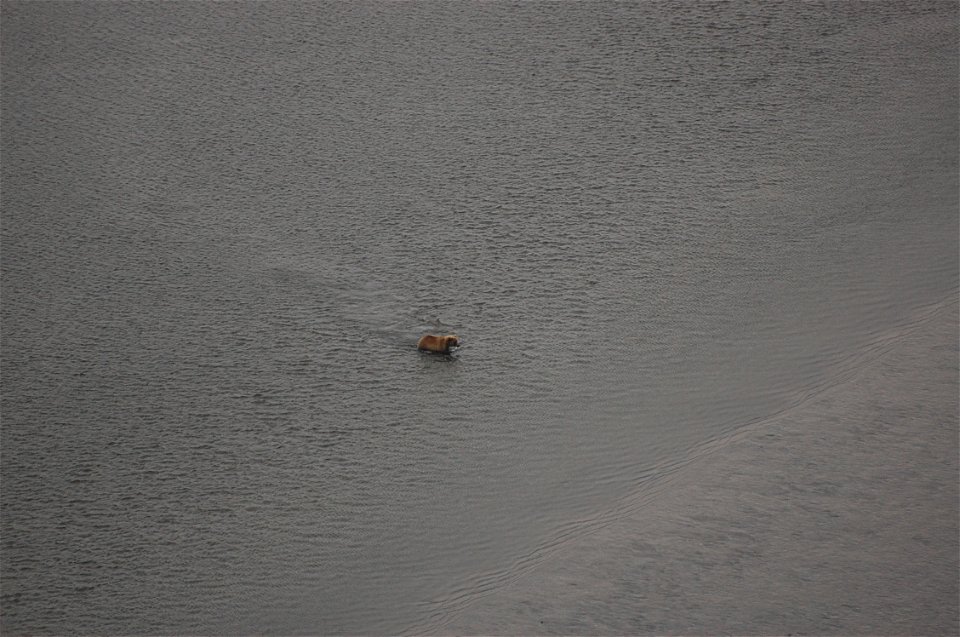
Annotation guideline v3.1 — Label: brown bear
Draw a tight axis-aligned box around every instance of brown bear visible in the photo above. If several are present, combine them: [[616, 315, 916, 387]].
[[417, 334, 460, 354]]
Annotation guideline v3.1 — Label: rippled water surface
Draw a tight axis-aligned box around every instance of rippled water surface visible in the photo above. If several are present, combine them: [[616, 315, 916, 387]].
[[2, 2, 957, 634]]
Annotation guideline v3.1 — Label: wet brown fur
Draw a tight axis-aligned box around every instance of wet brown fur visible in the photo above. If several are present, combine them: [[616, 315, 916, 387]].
[[417, 334, 460, 354]]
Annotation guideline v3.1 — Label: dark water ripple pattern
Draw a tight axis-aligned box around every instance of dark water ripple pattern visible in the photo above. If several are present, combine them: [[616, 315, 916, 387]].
[[2, 1, 957, 634]]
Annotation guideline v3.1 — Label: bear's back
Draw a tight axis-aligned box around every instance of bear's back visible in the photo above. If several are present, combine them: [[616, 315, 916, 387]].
[[417, 334, 457, 353]]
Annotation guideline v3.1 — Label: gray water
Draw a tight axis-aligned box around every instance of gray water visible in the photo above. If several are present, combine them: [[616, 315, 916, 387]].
[[1, 2, 957, 635]]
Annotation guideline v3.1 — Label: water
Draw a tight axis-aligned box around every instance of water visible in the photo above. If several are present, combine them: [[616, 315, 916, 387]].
[[2, 1, 957, 634], [439, 295, 960, 636]]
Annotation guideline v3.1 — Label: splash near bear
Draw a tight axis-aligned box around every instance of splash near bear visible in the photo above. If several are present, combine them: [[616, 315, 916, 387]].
[[417, 334, 460, 354]]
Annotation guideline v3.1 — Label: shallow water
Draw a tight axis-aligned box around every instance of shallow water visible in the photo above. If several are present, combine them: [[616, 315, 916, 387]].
[[2, 2, 957, 634], [436, 296, 959, 636]]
